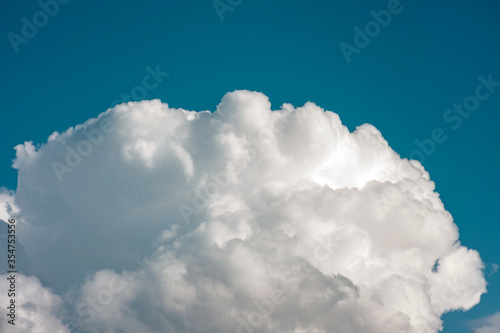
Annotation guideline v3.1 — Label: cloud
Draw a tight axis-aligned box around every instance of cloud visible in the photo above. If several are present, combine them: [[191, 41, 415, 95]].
[[0, 273, 68, 332], [2, 90, 486, 332], [488, 263, 499, 276], [0, 188, 19, 223], [471, 311, 500, 333]]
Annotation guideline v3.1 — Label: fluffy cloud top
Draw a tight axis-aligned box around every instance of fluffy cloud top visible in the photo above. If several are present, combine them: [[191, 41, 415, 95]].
[[0, 90, 486, 332]]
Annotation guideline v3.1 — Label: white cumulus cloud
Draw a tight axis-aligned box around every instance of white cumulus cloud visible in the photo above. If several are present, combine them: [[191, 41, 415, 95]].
[[0, 273, 68, 332], [1, 90, 487, 332]]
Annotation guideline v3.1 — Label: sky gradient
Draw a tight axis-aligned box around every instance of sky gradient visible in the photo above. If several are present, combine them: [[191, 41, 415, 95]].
[[1, 0, 499, 332]]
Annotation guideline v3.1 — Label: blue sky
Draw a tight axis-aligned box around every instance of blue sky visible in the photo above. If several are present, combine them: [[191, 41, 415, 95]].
[[1, 0, 499, 332]]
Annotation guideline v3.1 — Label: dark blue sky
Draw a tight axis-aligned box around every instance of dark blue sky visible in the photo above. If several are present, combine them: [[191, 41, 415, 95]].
[[1, 1, 499, 331]]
